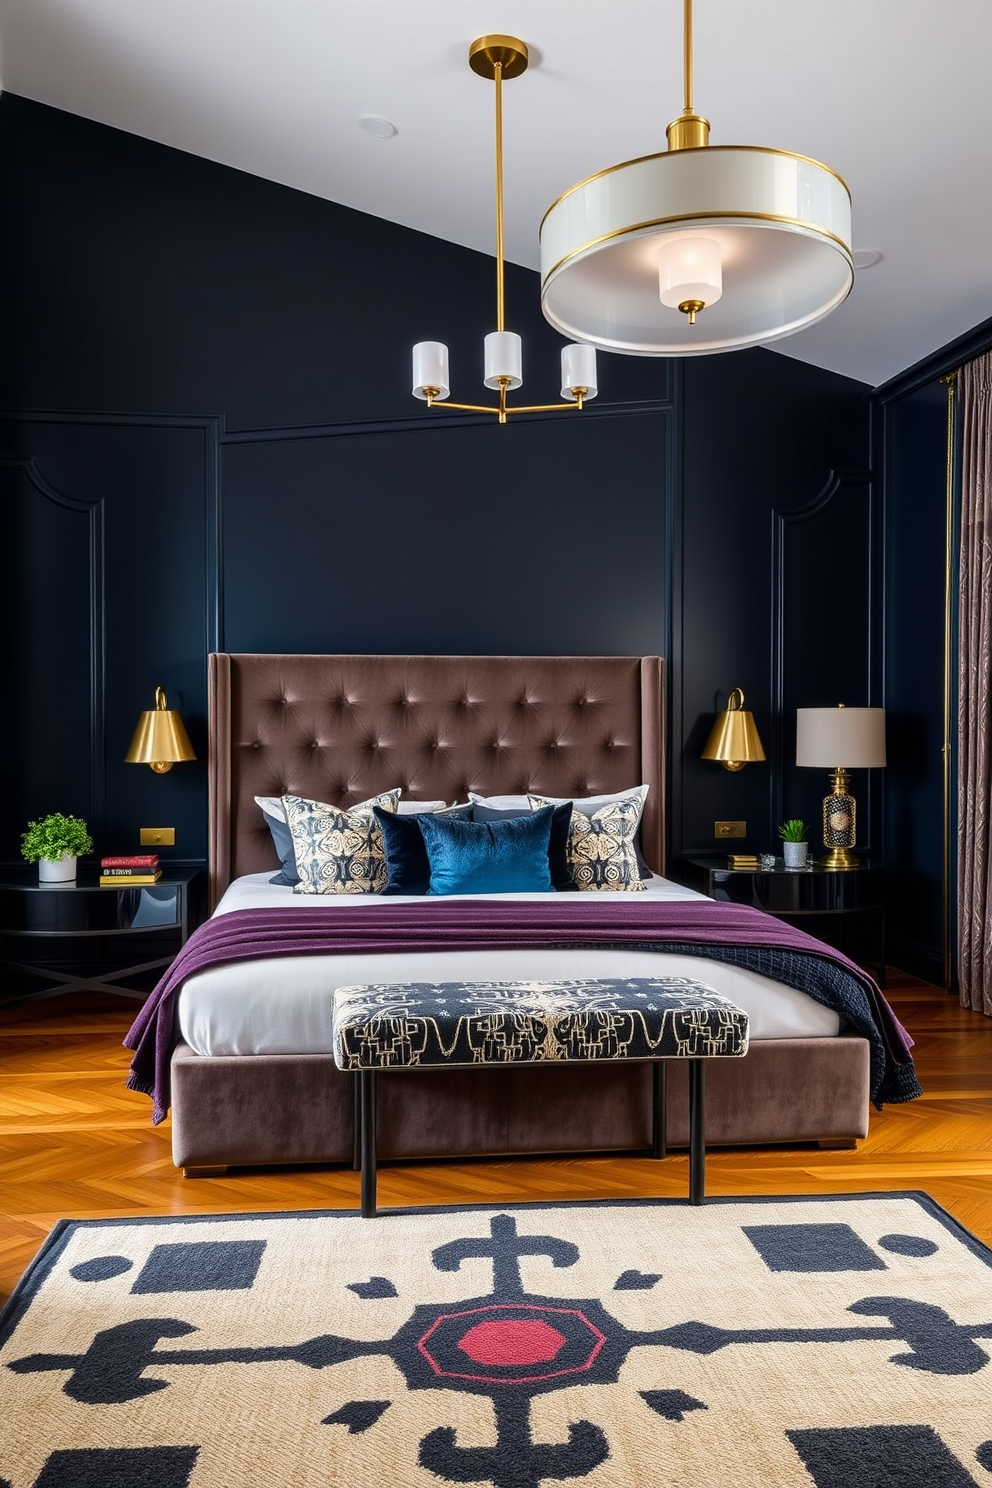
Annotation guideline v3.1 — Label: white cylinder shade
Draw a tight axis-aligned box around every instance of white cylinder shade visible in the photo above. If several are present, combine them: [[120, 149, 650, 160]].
[[540, 145, 853, 355], [560, 342, 598, 401], [484, 331, 523, 390], [412, 341, 450, 400], [796, 707, 887, 769], [658, 235, 723, 310]]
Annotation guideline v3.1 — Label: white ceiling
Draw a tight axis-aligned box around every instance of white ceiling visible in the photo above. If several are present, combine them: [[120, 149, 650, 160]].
[[2, 0, 991, 387]]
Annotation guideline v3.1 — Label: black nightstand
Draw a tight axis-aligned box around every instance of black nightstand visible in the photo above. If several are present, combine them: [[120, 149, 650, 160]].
[[0, 866, 199, 1005], [681, 856, 886, 986]]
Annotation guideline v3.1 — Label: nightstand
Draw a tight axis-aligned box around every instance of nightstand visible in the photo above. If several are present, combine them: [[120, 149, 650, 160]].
[[0, 866, 199, 1005], [681, 857, 886, 986]]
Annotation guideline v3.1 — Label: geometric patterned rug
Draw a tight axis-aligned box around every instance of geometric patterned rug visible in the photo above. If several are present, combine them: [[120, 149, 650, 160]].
[[2, 1193, 990, 1487]]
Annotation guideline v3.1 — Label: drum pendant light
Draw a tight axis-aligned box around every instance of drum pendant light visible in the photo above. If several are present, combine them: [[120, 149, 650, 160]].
[[540, 0, 853, 357]]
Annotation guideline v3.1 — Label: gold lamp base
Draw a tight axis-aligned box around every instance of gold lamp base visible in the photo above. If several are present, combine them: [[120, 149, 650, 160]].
[[820, 845, 859, 870]]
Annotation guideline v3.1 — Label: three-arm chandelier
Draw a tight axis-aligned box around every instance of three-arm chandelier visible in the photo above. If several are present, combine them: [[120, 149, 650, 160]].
[[540, 0, 854, 356], [412, 35, 597, 424]]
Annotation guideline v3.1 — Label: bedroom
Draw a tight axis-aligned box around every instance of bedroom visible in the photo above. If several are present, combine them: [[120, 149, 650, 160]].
[[1, 3, 991, 1477]]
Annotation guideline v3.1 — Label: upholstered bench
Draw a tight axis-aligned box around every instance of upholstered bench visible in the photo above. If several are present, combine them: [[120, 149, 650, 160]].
[[331, 977, 749, 1216]]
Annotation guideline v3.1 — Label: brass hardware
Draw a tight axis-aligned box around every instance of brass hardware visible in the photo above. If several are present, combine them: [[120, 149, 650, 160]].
[[665, 0, 711, 151], [140, 827, 176, 846], [678, 298, 706, 324], [715, 820, 747, 839], [940, 370, 959, 989], [701, 688, 766, 771], [125, 687, 196, 773], [468, 35, 529, 81]]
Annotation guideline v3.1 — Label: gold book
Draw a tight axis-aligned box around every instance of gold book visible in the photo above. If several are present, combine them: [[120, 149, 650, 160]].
[[99, 874, 162, 885]]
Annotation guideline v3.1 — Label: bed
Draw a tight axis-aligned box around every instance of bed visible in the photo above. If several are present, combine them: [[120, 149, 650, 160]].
[[153, 652, 907, 1175]]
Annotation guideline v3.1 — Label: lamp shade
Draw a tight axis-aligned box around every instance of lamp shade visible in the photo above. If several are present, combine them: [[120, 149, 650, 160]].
[[796, 707, 886, 769], [541, 145, 852, 356], [125, 687, 196, 774], [701, 688, 766, 771]]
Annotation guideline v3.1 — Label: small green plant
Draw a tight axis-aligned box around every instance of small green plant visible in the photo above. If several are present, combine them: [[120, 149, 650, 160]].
[[20, 812, 93, 863], [777, 818, 809, 844]]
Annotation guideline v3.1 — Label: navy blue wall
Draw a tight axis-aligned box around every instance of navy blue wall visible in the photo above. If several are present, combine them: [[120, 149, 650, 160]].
[[1, 93, 873, 888]]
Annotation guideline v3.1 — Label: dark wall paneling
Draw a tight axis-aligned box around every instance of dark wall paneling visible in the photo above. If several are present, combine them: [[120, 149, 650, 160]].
[[221, 406, 671, 657], [674, 351, 872, 867], [880, 380, 949, 983], [0, 456, 104, 843], [772, 470, 880, 851], [0, 415, 217, 867]]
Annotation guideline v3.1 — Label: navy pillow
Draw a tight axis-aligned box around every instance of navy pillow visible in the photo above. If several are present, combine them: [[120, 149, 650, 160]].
[[417, 806, 556, 896], [375, 805, 472, 895], [470, 802, 575, 892], [261, 811, 300, 886]]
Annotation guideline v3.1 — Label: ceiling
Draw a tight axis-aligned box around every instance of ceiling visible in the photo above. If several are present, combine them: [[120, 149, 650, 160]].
[[2, 0, 990, 387]]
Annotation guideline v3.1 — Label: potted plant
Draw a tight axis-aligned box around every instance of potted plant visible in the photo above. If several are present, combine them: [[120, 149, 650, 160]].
[[20, 812, 93, 883], [777, 818, 810, 869]]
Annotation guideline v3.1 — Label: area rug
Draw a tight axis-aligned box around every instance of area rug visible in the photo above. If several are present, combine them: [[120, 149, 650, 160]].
[[1, 1195, 990, 1488]]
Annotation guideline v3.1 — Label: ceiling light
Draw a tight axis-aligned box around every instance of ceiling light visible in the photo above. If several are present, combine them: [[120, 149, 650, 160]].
[[359, 114, 397, 139], [540, 0, 853, 356], [412, 35, 597, 424]]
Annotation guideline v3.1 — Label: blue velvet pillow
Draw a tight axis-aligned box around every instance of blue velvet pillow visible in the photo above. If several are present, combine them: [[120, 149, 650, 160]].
[[470, 802, 575, 892], [374, 805, 472, 895], [417, 806, 556, 896]]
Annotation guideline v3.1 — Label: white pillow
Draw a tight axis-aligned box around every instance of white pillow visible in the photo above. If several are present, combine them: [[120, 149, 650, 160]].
[[254, 791, 441, 822]]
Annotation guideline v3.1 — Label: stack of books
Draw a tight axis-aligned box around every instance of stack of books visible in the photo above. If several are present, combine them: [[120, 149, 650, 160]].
[[727, 853, 760, 870], [99, 854, 162, 886]]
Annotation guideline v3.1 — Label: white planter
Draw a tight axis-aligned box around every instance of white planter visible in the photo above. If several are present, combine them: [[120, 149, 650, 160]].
[[38, 854, 77, 883], [782, 841, 809, 869]]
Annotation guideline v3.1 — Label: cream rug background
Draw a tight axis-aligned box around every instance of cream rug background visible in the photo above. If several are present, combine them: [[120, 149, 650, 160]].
[[1, 1193, 990, 1487]]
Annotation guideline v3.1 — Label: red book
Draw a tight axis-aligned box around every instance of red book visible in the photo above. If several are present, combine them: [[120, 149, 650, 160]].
[[101, 855, 160, 868]]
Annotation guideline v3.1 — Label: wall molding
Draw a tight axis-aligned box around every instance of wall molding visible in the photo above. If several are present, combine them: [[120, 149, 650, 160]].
[[769, 468, 878, 835], [0, 454, 106, 826]]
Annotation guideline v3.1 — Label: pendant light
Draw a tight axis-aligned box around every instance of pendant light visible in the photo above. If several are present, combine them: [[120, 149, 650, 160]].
[[412, 36, 598, 423], [540, 0, 853, 356]]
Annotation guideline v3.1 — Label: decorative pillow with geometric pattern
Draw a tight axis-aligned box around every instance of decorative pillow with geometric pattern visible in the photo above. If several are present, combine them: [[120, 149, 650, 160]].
[[529, 794, 645, 892], [283, 789, 401, 894]]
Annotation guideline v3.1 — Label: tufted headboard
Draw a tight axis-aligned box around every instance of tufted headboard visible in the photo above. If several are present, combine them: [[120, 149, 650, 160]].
[[208, 653, 665, 908]]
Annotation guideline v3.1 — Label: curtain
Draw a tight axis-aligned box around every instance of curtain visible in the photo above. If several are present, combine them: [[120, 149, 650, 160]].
[[957, 350, 992, 1014]]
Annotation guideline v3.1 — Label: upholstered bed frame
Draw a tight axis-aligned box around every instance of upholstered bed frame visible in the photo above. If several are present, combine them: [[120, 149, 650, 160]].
[[169, 653, 869, 1174]]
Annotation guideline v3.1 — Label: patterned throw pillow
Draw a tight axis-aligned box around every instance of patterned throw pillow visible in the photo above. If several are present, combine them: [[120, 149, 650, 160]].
[[529, 795, 645, 892], [283, 789, 401, 895]]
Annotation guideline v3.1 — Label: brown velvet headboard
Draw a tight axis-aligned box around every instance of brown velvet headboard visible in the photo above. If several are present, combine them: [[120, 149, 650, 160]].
[[208, 654, 665, 908]]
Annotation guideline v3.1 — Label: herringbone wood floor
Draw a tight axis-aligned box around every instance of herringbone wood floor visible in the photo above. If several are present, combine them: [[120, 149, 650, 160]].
[[2, 970, 990, 1304]]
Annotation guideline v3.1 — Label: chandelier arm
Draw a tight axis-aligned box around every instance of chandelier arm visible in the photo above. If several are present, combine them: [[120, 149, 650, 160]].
[[424, 395, 586, 417]]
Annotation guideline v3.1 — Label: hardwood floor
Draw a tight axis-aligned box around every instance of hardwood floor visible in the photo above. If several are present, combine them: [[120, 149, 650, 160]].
[[2, 968, 990, 1305]]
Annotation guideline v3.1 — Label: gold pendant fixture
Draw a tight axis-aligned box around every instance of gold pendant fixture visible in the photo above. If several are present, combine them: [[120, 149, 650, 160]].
[[411, 36, 599, 424]]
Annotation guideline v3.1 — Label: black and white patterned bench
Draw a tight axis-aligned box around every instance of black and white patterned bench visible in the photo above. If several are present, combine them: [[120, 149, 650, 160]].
[[331, 977, 749, 1216]]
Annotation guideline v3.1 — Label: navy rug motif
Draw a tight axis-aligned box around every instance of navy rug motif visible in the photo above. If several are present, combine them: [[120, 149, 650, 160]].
[[1, 1194, 990, 1486]]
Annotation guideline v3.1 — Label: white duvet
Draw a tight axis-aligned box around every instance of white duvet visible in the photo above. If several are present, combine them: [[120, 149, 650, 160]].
[[177, 873, 840, 1057]]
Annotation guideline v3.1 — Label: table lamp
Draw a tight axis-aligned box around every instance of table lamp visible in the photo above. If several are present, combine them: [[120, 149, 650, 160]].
[[796, 705, 886, 869]]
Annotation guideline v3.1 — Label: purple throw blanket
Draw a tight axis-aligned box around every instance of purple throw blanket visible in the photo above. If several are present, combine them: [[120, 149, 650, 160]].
[[124, 897, 916, 1124]]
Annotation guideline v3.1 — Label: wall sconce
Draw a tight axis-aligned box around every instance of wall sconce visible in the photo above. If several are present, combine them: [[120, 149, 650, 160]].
[[796, 705, 886, 869], [125, 687, 196, 773], [701, 688, 766, 771]]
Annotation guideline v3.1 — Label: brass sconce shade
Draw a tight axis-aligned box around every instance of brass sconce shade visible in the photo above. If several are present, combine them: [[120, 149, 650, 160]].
[[125, 687, 196, 774], [701, 688, 766, 771]]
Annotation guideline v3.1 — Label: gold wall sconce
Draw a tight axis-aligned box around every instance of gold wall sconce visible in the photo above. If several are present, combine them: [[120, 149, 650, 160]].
[[701, 688, 766, 771], [125, 687, 196, 773]]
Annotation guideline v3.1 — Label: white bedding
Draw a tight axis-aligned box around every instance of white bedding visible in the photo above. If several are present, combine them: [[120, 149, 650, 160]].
[[177, 873, 840, 1056]]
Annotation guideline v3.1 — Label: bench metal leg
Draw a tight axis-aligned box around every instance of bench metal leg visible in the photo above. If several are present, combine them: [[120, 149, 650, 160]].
[[652, 1062, 667, 1159], [688, 1060, 706, 1205], [352, 1075, 362, 1171], [360, 1069, 377, 1218]]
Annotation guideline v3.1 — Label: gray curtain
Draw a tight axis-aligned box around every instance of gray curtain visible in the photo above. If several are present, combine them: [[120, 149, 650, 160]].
[[957, 350, 992, 1014]]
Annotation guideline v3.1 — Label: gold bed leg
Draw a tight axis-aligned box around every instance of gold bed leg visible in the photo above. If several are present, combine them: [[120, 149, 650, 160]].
[[182, 1165, 230, 1178]]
